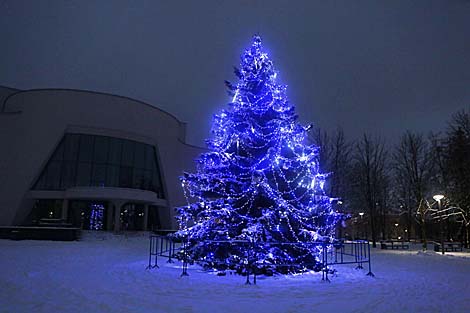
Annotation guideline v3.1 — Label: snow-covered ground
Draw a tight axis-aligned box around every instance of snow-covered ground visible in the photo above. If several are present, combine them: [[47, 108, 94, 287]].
[[1, 233, 470, 313]]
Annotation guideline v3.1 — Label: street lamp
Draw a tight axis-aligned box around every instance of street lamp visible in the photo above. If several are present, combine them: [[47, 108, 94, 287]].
[[359, 212, 365, 239], [336, 200, 343, 239], [433, 194, 445, 255]]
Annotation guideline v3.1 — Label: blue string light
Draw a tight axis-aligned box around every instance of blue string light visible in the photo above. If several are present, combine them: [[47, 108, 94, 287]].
[[176, 35, 342, 274], [90, 204, 104, 230]]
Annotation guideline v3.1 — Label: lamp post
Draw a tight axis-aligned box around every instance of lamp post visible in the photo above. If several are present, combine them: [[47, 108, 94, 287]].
[[433, 194, 445, 255], [359, 212, 364, 239], [335, 200, 343, 239], [394, 223, 399, 239]]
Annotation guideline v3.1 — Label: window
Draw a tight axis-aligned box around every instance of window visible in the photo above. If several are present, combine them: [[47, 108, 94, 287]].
[[108, 138, 122, 165], [121, 140, 135, 167], [91, 164, 106, 186], [133, 169, 145, 189], [119, 166, 133, 188], [64, 134, 80, 161], [76, 162, 92, 186], [93, 136, 109, 163], [145, 146, 155, 170], [33, 134, 165, 197], [60, 161, 76, 189], [134, 143, 145, 168], [32, 199, 63, 221], [106, 165, 119, 187], [45, 161, 61, 189], [78, 135, 94, 162]]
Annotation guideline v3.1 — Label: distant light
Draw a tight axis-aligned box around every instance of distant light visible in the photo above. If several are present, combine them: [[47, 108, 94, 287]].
[[433, 194, 444, 201]]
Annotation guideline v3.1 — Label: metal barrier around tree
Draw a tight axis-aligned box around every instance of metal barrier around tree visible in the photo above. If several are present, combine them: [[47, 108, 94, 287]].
[[147, 235, 374, 284]]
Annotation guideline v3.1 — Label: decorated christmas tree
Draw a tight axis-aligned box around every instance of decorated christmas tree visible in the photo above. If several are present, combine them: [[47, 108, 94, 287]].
[[176, 35, 341, 275]]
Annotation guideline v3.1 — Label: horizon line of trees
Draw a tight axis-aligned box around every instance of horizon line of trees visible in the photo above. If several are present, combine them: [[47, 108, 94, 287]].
[[311, 109, 470, 249]]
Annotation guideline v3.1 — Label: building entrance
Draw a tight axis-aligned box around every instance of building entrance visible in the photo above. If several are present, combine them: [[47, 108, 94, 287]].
[[69, 201, 108, 230], [119, 203, 145, 231]]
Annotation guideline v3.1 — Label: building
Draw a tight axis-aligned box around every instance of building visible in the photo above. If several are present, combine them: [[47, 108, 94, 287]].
[[0, 86, 205, 231]]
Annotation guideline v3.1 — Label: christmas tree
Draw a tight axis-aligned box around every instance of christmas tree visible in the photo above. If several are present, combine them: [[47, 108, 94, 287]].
[[176, 35, 341, 275]]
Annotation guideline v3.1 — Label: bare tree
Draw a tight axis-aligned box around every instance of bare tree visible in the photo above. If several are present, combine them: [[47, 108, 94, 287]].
[[310, 128, 354, 239], [311, 128, 332, 174], [352, 134, 389, 248], [444, 110, 470, 247], [416, 199, 436, 250], [310, 127, 352, 200], [393, 131, 434, 241], [449, 110, 470, 136], [329, 128, 353, 198], [446, 205, 470, 246]]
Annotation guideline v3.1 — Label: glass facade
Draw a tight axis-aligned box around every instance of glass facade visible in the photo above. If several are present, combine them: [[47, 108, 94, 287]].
[[34, 133, 165, 198]]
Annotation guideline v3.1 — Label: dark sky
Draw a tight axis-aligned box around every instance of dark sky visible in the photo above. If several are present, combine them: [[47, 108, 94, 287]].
[[1, 0, 470, 146]]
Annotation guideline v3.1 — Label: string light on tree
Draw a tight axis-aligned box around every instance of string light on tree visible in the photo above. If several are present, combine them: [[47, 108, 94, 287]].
[[176, 35, 342, 275]]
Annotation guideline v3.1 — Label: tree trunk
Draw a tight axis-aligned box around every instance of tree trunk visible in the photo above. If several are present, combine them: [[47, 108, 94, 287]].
[[382, 210, 386, 240], [369, 209, 377, 248], [407, 207, 412, 241], [466, 225, 469, 249], [421, 220, 427, 251]]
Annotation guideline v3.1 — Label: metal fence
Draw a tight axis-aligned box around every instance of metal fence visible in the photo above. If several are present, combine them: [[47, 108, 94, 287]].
[[147, 235, 374, 284]]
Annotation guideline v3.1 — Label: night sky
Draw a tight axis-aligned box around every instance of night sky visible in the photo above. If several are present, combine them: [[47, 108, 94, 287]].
[[1, 0, 470, 146]]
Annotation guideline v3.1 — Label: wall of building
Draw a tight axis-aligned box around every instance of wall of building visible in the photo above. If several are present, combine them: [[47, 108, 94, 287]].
[[0, 87, 205, 229]]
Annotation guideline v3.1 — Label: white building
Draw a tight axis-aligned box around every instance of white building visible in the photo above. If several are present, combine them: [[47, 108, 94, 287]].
[[0, 86, 204, 231]]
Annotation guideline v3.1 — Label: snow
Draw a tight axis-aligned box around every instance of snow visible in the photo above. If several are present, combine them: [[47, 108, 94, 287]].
[[1, 233, 470, 313]]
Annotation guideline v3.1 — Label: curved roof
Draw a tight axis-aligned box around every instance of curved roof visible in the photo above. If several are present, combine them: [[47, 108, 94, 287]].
[[0, 86, 18, 109], [0, 85, 206, 150], [0, 85, 184, 125]]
